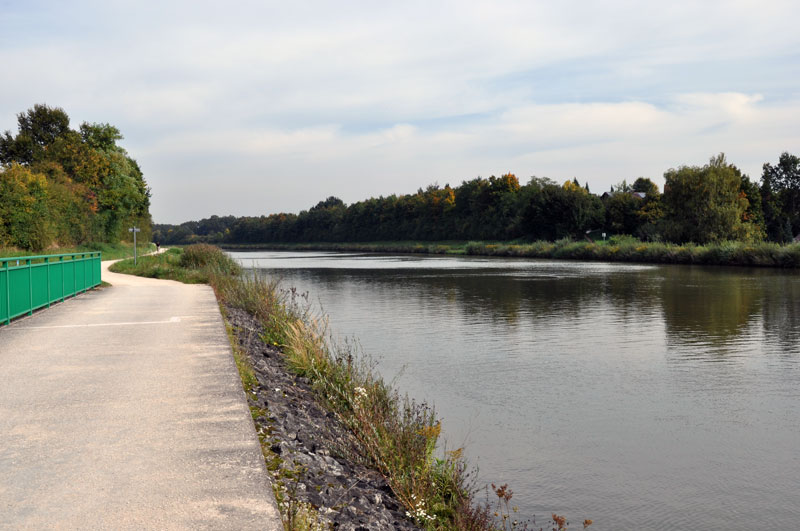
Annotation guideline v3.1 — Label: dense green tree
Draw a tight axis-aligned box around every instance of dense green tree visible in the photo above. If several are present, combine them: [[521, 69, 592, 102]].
[[632, 177, 659, 195], [0, 104, 151, 249], [739, 174, 764, 229], [761, 152, 800, 240], [0, 104, 71, 165], [36, 161, 94, 244], [79, 123, 124, 151], [452, 174, 523, 239], [520, 178, 603, 240], [760, 174, 791, 242], [604, 192, 643, 234], [0, 164, 52, 250], [662, 154, 760, 243]]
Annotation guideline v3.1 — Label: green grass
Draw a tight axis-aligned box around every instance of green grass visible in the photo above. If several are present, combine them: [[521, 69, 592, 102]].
[[464, 237, 800, 267], [0, 241, 155, 261], [108, 245, 240, 283]]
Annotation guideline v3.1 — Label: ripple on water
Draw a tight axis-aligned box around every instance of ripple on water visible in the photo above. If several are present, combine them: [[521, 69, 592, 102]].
[[232, 252, 800, 531]]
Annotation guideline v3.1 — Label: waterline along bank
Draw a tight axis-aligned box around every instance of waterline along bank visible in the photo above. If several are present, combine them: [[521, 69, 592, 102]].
[[110, 245, 583, 530], [221, 237, 800, 268]]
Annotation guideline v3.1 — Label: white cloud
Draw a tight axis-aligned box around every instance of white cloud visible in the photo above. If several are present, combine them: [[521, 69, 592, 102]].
[[1, 1, 799, 222]]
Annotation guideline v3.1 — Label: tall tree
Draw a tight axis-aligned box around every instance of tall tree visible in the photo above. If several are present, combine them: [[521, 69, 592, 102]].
[[79, 122, 123, 151], [662, 154, 758, 243], [631, 177, 659, 195], [0, 104, 71, 164], [0, 164, 52, 250], [762, 152, 800, 240], [604, 192, 643, 234]]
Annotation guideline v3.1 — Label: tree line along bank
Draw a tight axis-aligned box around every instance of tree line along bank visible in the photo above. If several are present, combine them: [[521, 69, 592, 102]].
[[155, 152, 800, 247]]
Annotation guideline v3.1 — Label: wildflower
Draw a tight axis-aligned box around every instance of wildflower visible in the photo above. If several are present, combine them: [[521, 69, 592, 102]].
[[353, 386, 368, 408], [405, 495, 435, 522]]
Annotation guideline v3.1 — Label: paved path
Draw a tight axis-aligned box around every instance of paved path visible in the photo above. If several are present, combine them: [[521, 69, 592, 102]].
[[0, 260, 281, 530]]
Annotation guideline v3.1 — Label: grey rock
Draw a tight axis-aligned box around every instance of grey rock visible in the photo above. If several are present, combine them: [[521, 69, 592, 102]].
[[226, 306, 419, 530]]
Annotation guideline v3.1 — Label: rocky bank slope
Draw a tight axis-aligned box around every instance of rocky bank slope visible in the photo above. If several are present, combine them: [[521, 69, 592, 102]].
[[226, 307, 419, 530]]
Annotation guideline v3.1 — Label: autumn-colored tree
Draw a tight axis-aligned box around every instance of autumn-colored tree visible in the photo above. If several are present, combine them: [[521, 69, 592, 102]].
[[1, 104, 151, 250], [0, 164, 52, 250]]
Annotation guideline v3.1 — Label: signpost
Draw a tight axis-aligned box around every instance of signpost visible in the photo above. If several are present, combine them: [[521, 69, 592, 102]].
[[129, 226, 141, 265]]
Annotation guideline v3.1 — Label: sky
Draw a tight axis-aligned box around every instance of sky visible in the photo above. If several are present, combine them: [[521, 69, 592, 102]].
[[1, 1, 799, 224]]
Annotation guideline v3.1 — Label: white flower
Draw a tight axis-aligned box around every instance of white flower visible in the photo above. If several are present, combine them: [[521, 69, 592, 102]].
[[353, 387, 368, 407], [406, 497, 435, 522]]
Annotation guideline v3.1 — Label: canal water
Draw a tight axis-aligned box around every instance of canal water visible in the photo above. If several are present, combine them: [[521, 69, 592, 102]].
[[230, 251, 800, 531]]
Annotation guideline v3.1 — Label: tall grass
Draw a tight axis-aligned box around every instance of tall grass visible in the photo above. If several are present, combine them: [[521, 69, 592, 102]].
[[109, 245, 240, 283], [179, 243, 241, 271], [465, 238, 800, 267], [212, 269, 482, 529]]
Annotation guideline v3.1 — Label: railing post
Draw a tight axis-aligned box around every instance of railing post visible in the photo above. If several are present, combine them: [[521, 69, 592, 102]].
[[3, 260, 9, 325], [60, 255, 65, 302], [46, 257, 51, 308], [27, 258, 33, 316]]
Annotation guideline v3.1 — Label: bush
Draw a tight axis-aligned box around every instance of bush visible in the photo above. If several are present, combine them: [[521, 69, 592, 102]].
[[180, 243, 241, 275]]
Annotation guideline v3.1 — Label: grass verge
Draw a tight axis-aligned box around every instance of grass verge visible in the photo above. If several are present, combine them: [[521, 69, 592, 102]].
[[109, 244, 240, 283], [1, 241, 155, 260], [113, 244, 589, 531], [222, 237, 800, 268], [464, 237, 800, 267]]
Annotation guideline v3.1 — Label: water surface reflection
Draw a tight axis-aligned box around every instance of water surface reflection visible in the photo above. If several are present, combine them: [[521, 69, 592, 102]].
[[231, 251, 800, 531]]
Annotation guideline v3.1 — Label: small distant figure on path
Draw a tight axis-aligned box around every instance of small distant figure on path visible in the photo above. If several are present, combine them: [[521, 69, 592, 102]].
[[156, 242, 161, 253]]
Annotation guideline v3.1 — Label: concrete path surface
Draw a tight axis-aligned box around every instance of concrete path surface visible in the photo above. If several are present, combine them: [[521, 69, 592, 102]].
[[0, 259, 282, 530]]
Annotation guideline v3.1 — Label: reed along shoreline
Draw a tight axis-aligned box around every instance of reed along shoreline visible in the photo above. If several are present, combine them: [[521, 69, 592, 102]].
[[220, 238, 800, 268]]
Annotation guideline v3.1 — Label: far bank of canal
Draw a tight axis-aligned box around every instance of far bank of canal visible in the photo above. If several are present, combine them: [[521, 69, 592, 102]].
[[231, 250, 800, 531]]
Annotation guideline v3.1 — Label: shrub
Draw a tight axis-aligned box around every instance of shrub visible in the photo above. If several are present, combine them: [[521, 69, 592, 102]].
[[180, 243, 240, 274]]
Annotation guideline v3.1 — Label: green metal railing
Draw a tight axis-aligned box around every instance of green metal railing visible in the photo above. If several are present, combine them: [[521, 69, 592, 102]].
[[1, 252, 102, 326]]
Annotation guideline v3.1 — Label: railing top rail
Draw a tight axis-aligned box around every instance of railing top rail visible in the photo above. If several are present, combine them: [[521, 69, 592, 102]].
[[1, 251, 102, 265]]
